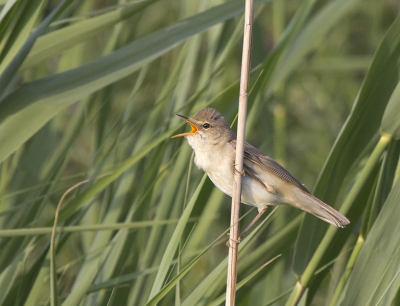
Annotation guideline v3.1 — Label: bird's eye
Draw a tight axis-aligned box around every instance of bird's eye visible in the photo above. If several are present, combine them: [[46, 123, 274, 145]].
[[203, 123, 210, 129]]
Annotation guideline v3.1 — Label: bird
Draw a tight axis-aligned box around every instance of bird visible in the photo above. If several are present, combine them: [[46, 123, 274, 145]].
[[172, 107, 349, 236]]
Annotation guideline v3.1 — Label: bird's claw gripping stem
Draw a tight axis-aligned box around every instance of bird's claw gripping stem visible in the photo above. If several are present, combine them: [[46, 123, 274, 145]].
[[233, 164, 245, 176], [226, 233, 241, 248]]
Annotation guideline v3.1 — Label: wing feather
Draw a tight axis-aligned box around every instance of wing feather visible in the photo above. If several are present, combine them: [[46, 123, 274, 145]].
[[231, 140, 311, 193]]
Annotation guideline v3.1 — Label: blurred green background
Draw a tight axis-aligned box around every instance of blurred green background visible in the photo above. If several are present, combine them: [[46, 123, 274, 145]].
[[0, 0, 399, 305]]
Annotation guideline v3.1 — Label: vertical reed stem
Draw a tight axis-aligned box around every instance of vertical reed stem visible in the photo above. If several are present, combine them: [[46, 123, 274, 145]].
[[225, 1, 254, 305]]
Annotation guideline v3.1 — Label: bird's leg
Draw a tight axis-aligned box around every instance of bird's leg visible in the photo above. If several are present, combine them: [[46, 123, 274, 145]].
[[226, 207, 267, 247], [240, 207, 267, 237]]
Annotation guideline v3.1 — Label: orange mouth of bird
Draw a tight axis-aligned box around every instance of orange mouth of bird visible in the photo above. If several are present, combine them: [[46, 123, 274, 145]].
[[172, 115, 198, 138]]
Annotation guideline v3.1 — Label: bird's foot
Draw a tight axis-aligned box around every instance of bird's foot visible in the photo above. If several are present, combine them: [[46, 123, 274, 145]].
[[226, 233, 241, 248], [232, 164, 245, 176]]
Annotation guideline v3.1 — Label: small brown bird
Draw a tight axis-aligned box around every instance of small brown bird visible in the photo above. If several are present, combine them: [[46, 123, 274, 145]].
[[173, 108, 349, 235]]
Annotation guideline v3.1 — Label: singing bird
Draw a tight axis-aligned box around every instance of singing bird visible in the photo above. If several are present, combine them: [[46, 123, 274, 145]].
[[173, 108, 349, 235]]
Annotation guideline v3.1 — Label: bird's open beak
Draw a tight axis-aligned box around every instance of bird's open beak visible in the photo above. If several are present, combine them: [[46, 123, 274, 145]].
[[172, 114, 198, 138]]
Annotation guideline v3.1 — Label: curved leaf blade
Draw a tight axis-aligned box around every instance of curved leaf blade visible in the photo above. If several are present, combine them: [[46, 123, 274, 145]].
[[342, 177, 400, 306], [381, 81, 400, 139], [294, 12, 400, 276], [0, 0, 272, 164]]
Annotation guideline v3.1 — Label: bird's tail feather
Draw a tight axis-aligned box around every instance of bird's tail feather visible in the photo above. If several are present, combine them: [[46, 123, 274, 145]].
[[290, 191, 350, 228], [311, 195, 349, 228]]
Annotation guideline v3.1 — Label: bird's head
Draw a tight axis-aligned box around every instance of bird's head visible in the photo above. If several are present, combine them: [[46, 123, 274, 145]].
[[172, 108, 235, 148]]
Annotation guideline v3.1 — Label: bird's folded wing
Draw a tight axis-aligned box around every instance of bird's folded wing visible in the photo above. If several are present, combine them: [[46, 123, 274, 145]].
[[239, 141, 311, 194], [243, 163, 277, 194]]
